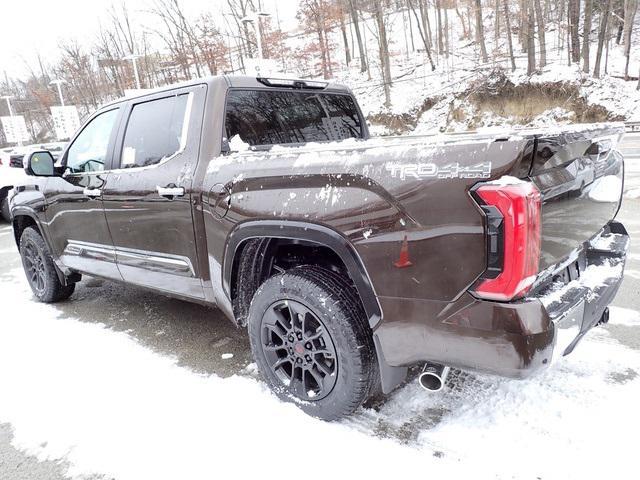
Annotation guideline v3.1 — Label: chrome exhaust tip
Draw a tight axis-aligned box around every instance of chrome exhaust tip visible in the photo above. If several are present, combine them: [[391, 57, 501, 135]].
[[418, 363, 450, 392]]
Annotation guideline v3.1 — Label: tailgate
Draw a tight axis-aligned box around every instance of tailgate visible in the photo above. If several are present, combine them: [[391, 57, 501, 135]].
[[528, 125, 625, 273]]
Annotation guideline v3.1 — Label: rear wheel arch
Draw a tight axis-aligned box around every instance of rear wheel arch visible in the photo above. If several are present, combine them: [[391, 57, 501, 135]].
[[224, 221, 382, 328], [225, 221, 409, 395]]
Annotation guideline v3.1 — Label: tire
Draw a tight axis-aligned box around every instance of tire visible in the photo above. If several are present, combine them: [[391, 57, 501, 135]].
[[247, 266, 378, 420], [19, 226, 75, 303], [0, 194, 10, 222]]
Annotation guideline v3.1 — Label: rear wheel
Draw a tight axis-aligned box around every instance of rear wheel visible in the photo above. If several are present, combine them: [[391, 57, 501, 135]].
[[19, 226, 75, 303], [247, 266, 378, 420]]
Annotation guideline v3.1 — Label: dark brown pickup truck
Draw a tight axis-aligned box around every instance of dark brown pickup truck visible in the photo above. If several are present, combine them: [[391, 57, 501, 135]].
[[9, 76, 629, 420]]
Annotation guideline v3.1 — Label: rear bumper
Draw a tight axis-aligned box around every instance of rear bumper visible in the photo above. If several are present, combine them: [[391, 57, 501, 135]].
[[374, 221, 628, 382]]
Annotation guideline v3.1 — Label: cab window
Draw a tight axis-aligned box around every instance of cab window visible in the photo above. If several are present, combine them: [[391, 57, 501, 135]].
[[120, 94, 190, 169], [66, 109, 119, 174], [224, 90, 363, 147]]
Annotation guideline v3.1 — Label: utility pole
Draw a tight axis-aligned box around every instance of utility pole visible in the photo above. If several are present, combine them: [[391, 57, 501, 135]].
[[123, 54, 142, 90], [49, 79, 66, 106], [242, 11, 271, 65]]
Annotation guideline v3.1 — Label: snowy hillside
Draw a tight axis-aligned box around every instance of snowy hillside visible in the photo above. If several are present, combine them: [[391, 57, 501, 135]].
[[282, 5, 640, 135]]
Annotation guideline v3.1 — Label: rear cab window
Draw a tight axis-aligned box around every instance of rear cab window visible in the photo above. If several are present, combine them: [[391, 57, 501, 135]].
[[120, 94, 190, 169], [224, 89, 363, 148]]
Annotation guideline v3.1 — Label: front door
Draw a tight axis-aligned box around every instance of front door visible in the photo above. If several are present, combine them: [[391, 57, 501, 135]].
[[101, 86, 205, 299], [45, 107, 123, 280]]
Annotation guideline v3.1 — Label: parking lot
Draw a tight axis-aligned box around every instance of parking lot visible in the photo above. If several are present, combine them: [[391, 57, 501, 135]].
[[0, 134, 639, 479]]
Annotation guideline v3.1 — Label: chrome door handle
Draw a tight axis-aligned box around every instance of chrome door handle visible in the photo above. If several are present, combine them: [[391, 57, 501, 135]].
[[83, 188, 102, 198], [156, 185, 185, 198]]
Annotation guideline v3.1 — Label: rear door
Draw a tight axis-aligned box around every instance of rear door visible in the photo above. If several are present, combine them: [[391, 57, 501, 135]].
[[45, 107, 123, 280], [101, 85, 206, 299]]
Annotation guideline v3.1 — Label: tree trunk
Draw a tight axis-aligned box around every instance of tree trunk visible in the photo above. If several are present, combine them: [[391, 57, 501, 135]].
[[582, 0, 593, 73], [534, 0, 546, 68], [519, 0, 527, 52], [527, 1, 536, 74], [408, 0, 436, 69], [317, 27, 329, 79], [475, 0, 489, 62], [436, 0, 444, 54], [455, 1, 469, 39], [502, 0, 516, 71], [374, 0, 392, 108], [569, 0, 580, 63], [444, 5, 450, 58], [339, 10, 351, 66], [419, 0, 433, 49], [494, 0, 500, 53], [347, 0, 367, 73], [623, 0, 639, 79], [594, 0, 611, 78]]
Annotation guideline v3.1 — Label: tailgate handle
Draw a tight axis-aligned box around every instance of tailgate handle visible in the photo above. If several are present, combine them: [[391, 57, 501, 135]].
[[83, 188, 102, 198], [157, 185, 185, 199]]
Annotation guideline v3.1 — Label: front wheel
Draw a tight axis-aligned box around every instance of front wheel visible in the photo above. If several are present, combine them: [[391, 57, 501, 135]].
[[247, 266, 378, 421], [0, 194, 10, 222], [19, 226, 75, 303]]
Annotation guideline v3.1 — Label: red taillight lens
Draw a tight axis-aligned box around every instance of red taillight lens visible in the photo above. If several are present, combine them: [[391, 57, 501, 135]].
[[472, 181, 541, 301]]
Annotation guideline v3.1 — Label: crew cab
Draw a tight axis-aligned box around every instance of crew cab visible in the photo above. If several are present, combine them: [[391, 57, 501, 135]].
[[10, 76, 629, 420]]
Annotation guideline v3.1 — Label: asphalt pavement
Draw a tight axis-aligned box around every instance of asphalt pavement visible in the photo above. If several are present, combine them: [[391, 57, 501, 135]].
[[0, 133, 639, 479]]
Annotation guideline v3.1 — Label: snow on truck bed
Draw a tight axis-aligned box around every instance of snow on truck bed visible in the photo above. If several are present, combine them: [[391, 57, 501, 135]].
[[209, 123, 623, 174]]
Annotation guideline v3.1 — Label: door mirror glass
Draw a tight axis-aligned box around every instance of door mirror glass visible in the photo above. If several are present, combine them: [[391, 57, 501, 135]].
[[24, 150, 55, 176]]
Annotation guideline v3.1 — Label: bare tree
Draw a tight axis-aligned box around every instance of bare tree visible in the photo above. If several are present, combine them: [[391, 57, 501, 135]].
[[527, 1, 536, 74], [298, 0, 333, 79], [494, 0, 500, 53], [502, 0, 516, 71], [337, 3, 351, 66], [594, 0, 612, 78], [455, 0, 470, 39], [533, 0, 546, 68], [623, 0, 639, 79], [346, 0, 367, 72], [582, 0, 593, 73], [568, 0, 580, 63], [474, 0, 489, 63], [436, 0, 444, 54], [407, 0, 436, 70], [373, 0, 392, 107]]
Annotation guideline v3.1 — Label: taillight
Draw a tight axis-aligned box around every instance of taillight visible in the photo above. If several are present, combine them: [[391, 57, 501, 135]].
[[471, 181, 541, 301]]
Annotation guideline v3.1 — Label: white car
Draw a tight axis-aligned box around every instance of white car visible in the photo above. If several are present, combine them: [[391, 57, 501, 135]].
[[0, 142, 67, 221]]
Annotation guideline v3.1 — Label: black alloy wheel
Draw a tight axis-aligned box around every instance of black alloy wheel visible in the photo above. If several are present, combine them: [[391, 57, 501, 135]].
[[247, 266, 378, 420], [22, 238, 47, 296], [19, 226, 75, 303], [261, 299, 338, 400]]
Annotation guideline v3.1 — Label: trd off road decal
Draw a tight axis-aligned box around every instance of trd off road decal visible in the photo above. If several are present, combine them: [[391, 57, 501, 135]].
[[385, 162, 492, 180]]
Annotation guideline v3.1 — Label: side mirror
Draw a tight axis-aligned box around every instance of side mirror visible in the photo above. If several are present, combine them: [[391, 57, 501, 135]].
[[24, 150, 55, 176]]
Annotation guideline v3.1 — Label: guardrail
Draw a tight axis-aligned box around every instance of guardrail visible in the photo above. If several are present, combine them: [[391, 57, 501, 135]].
[[626, 122, 640, 133]]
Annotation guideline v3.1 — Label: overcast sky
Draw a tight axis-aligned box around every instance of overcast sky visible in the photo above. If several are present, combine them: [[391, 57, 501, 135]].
[[1, 0, 298, 79]]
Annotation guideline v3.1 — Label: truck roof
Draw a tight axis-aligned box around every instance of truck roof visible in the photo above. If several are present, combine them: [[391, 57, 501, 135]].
[[100, 75, 352, 109]]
